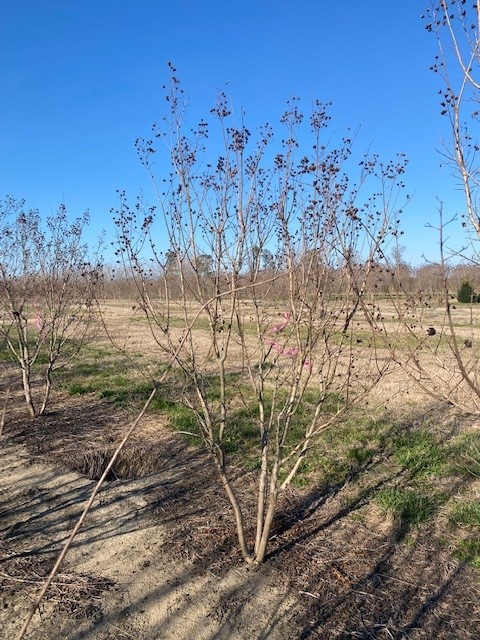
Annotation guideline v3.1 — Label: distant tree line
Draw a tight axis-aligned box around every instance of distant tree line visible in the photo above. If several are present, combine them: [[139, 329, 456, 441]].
[[102, 257, 480, 302]]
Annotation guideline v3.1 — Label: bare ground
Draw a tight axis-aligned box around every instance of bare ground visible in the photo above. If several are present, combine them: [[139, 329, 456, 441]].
[[1, 387, 479, 639]]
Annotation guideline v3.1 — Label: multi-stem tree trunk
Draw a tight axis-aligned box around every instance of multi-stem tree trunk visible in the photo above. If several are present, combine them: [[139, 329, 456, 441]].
[[21, 364, 36, 418], [114, 68, 405, 563]]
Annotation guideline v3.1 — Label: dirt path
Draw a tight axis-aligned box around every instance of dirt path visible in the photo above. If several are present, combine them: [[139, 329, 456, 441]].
[[0, 440, 300, 639]]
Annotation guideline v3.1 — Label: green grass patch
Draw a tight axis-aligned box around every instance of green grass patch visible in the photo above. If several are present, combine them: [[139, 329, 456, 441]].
[[201, 371, 244, 402], [392, 430, 447, 477], [453, 538, 480, 568], [58, 343, 154, 405], [449, 433, 480, 477], [375, 486, 443, 527], [448, 501, 480, 528], [68, 383, 100, 395], [163, 402, 199, 442], [284, 414, 385, 488], [346, 446, 374, 467], [0, 332, 81, 366]]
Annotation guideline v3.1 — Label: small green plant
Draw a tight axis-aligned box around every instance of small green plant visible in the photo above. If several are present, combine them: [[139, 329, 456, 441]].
[[375, 486, 441, 528], [453, 538, 480, 568], [166, 403, 198, 438], [457, 279, 476, 303], [346, 446, 373, 467]]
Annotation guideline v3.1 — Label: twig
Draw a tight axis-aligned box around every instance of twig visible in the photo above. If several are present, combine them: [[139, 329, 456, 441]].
[[352, 589, 385, 601], [375, 572, 421, 588], [0, 571, 107, 591], [0, 384, 10, 438]]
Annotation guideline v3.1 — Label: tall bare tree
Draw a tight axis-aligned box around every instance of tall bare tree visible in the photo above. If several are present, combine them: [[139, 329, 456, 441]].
[[114, 67, 405, 564]]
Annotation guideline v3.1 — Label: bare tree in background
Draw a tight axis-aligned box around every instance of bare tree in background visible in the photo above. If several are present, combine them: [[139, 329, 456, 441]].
[[114, 66, 406, 564], [367, 2, 480, 413], [0, 197, 102, 417]]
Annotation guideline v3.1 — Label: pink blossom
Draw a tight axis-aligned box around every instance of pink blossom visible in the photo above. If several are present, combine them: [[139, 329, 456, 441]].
[[35, 310, 44, 332], [267, 312, 290, 334], [34, 304, 46, 342], [263, 312, 314, 370]]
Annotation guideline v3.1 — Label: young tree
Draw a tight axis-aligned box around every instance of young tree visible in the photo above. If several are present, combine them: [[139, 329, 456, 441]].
[[424, 1, 480, 238], [114, 67, 405, 564], [457, 279, 476, 303], [0, 197, 102, 417]]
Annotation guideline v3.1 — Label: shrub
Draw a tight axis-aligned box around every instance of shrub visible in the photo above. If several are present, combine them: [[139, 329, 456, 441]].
[[457, 280, 476, 303]]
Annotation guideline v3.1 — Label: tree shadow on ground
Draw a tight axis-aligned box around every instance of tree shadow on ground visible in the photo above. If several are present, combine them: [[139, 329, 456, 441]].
[[1, 440, 300, 639], [2, 394, 479, 639], [255, 418, 480, 639]]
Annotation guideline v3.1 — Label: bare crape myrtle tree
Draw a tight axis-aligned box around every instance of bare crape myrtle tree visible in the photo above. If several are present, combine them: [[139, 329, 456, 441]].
[[114, 66, 407, 565], [367, 3, 480, 414], [425, 0, 480, 412], [0, 197, 102, 418]]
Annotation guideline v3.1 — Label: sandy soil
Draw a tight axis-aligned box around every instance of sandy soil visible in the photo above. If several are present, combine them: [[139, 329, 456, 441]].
[[0, 418, 300, 639]]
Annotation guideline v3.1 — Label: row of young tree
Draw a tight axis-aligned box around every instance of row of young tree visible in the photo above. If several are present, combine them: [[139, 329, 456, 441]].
[[3, 12, 480, 632]]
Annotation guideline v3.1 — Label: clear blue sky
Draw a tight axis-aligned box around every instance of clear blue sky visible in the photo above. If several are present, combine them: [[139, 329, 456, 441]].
[[0, 0, 463, 265]]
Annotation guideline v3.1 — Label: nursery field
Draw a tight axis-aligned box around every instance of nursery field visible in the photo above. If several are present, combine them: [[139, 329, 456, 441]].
[[1, 299, 480, 639]]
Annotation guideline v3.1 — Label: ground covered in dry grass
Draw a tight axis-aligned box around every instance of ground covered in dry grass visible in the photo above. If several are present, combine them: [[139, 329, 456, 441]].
[[1, 374, 479, 638]]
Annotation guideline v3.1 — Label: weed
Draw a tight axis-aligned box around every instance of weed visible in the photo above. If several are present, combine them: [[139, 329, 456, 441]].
[[375, 486, 443, 528], [346, 446, 373, 467], [453, 538, 480, 568]]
